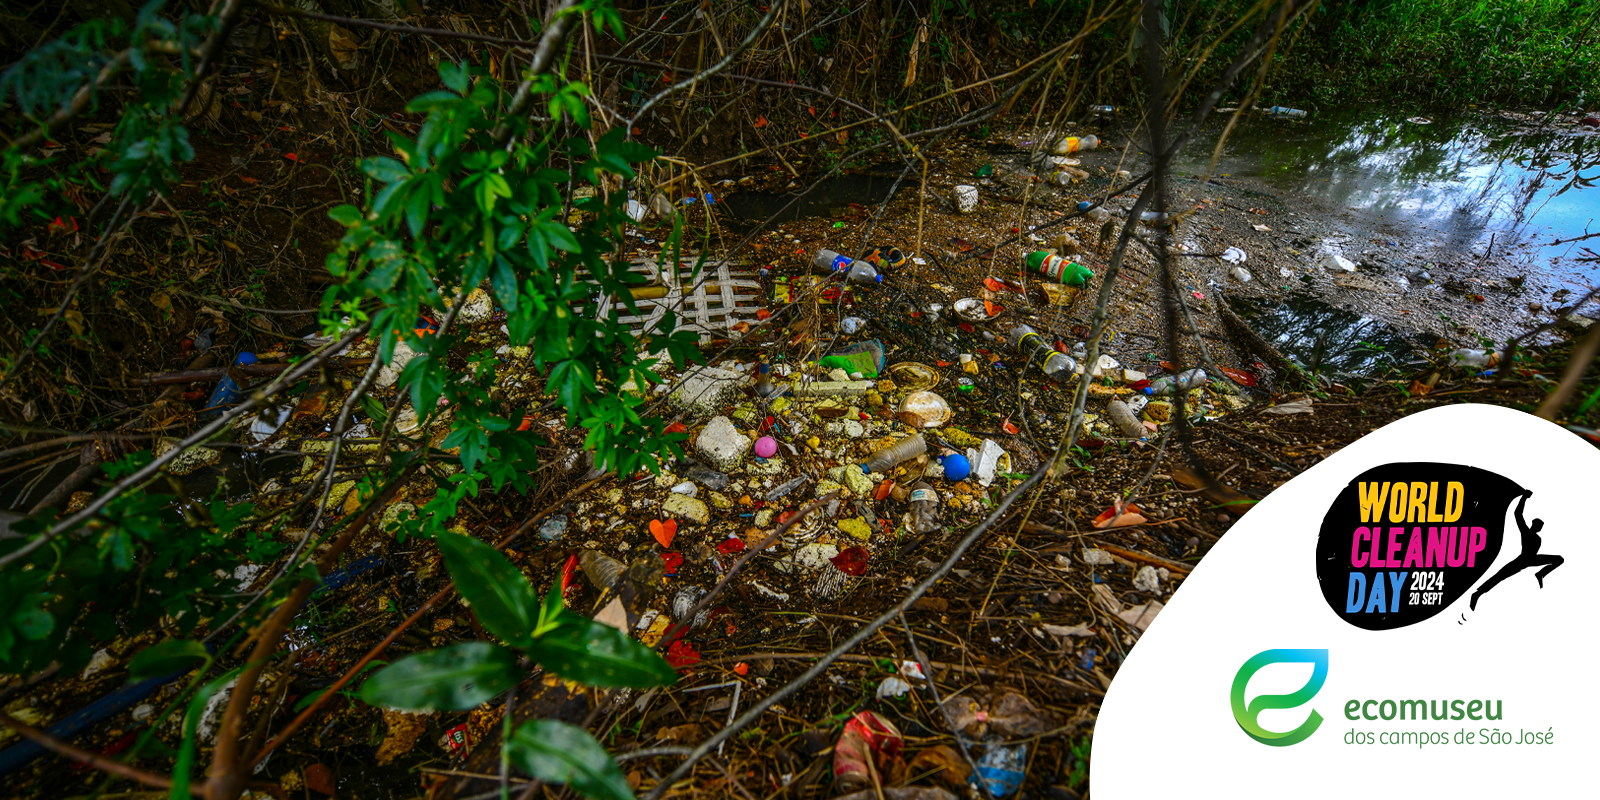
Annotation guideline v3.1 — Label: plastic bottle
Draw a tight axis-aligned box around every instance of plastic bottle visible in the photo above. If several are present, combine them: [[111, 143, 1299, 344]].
[[580, 549, 625, 591], [859, 433, 926, 474], [1046, 170, 1073, 187], [199, 352, 259, 421], [1108, 400, 1148, 441], [1264, 106, 1307, 118], [974, 743, 1029, 798], [814, 248, 885, 283], [1010, 325, 1078, 382], [842, 261, 884, 285], [1053, 134, 1100, 155], [908, 481, 940, 533], [1447, 348, 1498, 368], [1088, 104, 1116, 114], [1023, 251, 1094, 287], [1143, 368, 1208, 395], [812, 248, 855, 273], [754, 362, 779, 397]]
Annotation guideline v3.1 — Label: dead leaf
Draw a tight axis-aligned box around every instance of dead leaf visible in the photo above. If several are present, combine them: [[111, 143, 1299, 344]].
[[1252, 223, 1272, 232], [1118, 600, 1164, 631], [907, 745, 971, 786], [1039, 622, 1094, 637], [328, 24, 361, 71]]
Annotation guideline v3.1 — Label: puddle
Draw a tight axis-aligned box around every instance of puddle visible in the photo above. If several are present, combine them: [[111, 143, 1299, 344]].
[[1236, 294, 1424, 377], [720, 171, 912, 226], [1173, 111, 1600, 280]]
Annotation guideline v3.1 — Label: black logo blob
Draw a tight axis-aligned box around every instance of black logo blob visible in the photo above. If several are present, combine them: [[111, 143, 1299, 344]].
[[1315, 463, 1533, 630]]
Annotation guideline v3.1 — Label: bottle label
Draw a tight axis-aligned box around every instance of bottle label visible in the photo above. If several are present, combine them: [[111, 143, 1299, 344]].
[[1064, 136, 1080, 153], [831, 254, 852, 271], [910, 489, 934, 503]]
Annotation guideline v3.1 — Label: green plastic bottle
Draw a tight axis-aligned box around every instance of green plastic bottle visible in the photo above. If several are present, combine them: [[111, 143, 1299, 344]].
[[1024, 251, 1094, 287]]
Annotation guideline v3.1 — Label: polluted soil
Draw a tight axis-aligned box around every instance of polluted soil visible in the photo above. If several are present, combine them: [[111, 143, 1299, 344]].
[[5, 119, 1596, 800]]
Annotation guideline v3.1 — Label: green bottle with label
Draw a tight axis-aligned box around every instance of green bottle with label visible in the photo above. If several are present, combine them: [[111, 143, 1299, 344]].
[[1024, 251, 1094, 287]]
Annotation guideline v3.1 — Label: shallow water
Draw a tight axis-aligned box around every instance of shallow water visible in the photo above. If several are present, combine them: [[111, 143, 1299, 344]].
[[719, 171, 911, 227], [1173, 110, 1600, 278], [1235, 293, 1424, 377]]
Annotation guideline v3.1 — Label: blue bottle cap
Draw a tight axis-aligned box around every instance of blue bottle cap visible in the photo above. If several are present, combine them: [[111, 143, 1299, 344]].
[[873, 275, 884, 283], [941, 454, 972, 482], [236, 352, 259, 366]]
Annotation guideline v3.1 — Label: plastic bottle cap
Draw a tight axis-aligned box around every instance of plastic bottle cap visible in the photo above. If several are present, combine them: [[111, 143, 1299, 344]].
[[236, 352, 259, 366], [872, 275, 884, 283], [942, 454, 972, 482]]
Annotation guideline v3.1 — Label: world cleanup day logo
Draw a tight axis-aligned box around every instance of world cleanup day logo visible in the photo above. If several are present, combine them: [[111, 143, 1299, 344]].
[[1313, 462, 1562, 629]]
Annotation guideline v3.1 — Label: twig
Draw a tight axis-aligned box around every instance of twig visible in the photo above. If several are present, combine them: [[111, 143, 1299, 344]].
[[626, 2, 783, 137], [897, 612, 995, 800], [0, 323, 371, 570], [1534, 323, 1600, 420], [0, 710, 186, 794]]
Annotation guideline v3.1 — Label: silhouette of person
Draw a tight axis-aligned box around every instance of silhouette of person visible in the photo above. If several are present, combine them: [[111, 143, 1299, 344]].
[[1470, 490, 1563, 610]]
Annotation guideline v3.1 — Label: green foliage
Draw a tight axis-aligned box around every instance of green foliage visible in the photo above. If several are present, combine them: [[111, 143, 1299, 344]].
[[0, 453, 282, 675], [359, 642, 521, 711], [127, 639, 209, 682], [507, 720, 636, 800]]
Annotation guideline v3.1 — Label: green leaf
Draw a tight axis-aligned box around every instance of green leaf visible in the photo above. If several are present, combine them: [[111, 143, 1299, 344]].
[[359, 642, 519, 711], [128, 640, 209, 682], [362, 156, 411, 183], [541, 222, 581, 253], [528, 611, 677, 689], [435, 532, 538, 647], [170, 666, 242, 800], [13, 607, 52, 641], [506, 719, 634, 800]]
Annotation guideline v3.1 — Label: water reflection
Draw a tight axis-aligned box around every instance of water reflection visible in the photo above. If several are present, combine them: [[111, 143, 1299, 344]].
[[1236, 293, 1424, 377], [1175, 112, 1599, 268]]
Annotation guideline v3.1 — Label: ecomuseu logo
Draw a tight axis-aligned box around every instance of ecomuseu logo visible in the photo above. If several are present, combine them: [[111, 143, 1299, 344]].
[[1230, 649, 1329, 746]]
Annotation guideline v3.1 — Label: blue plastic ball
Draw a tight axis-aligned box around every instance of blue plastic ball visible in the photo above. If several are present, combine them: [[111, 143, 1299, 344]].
[[941, 454, 972, 482]]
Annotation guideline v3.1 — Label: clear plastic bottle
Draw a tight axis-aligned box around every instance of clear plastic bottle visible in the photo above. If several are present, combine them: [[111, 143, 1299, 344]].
[[1088, 104, 1116, 114], [1143, 368, 1208, 395], [1447, 348, 1498, 368], [1108, 400, 1148, 441], [754, 362, 778, 397], [1264, 106, 1307, 118], [580, 550, 625, 591], [843, 262, 884, 285], [813, 248, 854, 273], [1010, 325, 1078, 383], [908, 481, 940, 533], [859, 433, 926, 474]]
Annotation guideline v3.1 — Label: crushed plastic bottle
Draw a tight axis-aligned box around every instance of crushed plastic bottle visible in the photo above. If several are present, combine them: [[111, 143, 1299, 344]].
[[859, 433, 927, 474], [908, 481, 940, 533], [1023, 251, 1094, 287], [1108, 400, 1148, 441], [199, 352, 259, 421], [1447, 348, 1499, 369], [765, 475, 808, 501], [973, 743, 1028, 797], [1010, 324, 1078, 382], [1144, 368, 1209, 395]]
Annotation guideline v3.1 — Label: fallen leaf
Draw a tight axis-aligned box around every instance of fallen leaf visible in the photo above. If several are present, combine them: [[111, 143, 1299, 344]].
[[830, 546, 869, 576], [1092, 503, 1147, 529], [717, 538, 745, 555], [1218, 366, 1258, 387], [1407, 379, 1433, 397], [650, 519, 678, 549], [660, 551, 683, 575], [752, 115, 768, 128], [1039, 622, 1095, 637], [666, 640, 701, 669]]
